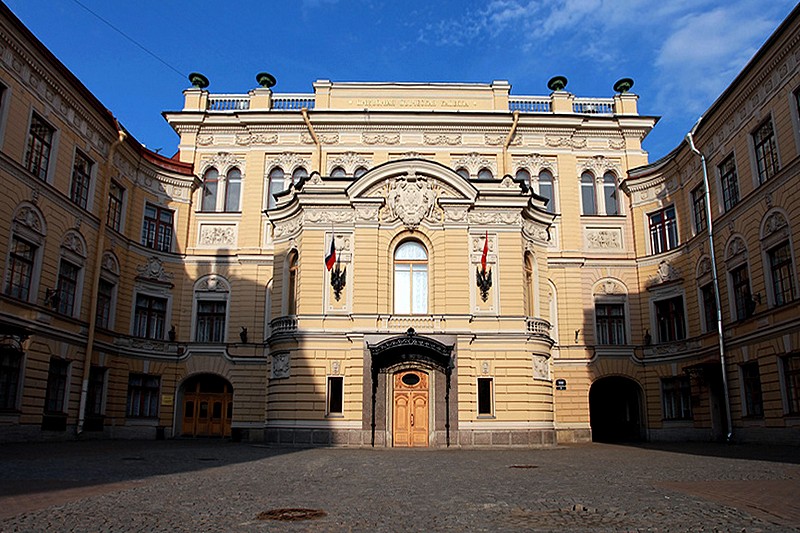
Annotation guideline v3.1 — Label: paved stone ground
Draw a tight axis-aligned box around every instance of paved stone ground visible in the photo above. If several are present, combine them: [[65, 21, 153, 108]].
[[0, 440, 798, 532]]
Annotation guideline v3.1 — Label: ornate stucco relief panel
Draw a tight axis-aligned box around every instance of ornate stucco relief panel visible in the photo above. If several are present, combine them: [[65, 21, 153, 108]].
[[584, 227, 623, 250], [197, 223, 238, 248]]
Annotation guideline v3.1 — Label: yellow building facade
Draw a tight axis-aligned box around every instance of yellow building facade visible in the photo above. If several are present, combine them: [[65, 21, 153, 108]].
[[0, 3, 798, 446]]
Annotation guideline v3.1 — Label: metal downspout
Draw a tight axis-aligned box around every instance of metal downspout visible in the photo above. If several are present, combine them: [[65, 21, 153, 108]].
[[686, 118, 734, 442], [76, 126, 127, 435], [301, 108, 321, 174], [502, 110, 520, 176]]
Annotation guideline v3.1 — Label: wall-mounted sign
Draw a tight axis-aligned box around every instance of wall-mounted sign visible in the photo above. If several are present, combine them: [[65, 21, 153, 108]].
[[555, 379, 567, 391]]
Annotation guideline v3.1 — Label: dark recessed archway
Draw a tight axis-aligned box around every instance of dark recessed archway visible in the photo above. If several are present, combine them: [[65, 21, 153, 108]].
[[589, 376, 644, 443]]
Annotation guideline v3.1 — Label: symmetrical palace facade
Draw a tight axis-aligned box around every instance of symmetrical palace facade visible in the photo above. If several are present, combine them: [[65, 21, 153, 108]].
[[1, 3, 798, 445]]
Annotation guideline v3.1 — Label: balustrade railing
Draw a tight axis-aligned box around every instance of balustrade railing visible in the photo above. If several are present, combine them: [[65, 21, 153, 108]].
[[509, 96, 552, 113], [572, 98, 614, 115], [269, 315, 298, 335], [207, 94, 251, 111], [526, 317, 552, 337], [272, 94, 316, 110]]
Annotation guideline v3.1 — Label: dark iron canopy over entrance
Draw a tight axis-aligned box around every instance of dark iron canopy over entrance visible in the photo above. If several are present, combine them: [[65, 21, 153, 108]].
[[367, 328, 454, 446]]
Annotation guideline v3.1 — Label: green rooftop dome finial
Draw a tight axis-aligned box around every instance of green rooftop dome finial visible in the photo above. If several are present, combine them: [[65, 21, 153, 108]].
[[547, 75, 568, 92], [256, 72, 277, 89], [188, 72, 209, 89], [613, 77, 634, 93]]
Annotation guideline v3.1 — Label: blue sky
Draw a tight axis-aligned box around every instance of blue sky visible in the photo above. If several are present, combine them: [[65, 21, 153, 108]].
[[6, 0, 797, 160]]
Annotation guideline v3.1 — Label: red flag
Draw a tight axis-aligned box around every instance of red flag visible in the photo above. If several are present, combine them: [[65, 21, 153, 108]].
[[325, 238, 336, 271], [481, 231, 489, 273]]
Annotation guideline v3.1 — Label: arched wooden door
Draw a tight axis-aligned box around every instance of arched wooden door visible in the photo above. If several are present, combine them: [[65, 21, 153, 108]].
[[393, 370, 429, 447], [181, 374, 233, 438]]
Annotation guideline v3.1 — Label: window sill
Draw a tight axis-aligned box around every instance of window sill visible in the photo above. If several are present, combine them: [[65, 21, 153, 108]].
[[477, 414, 496, 419]]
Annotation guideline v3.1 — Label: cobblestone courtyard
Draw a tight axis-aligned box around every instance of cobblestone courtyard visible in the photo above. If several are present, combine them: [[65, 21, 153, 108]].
[[0, 440, 798, 532]]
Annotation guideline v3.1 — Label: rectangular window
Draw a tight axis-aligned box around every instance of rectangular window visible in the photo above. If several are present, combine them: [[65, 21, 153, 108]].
[[691, 185, 707, 233], [0, 349, 23, 410], [477, 377, 493, 416], [741, 362, 763, 418], [126, 373, 160, 418], [195, 300, 226, 342], [96, 279, 114, 329], [70, 150, 93, 209], [730, 264, 753, 321], [44, 358, 69, 414], [648, 205, 678, 254], [753, 119, 779, 183], [134, 294, 167, 339], [141, 203, 173, 252], [718, 155, 739, 211], [595, 303, 626, 345], [25, 113, 54, 181], [85, 366, 105, 417], [107, 180, 124, 231], [784, 355, 800, 415], [769, 242, 795, 306], [662, 376, 692, 420], [701, 283, 717, 334], [655, 296, 685, 342], [56, 259, 79, 316], [5, 236, 36, 300], [327, 376, 344, 415]]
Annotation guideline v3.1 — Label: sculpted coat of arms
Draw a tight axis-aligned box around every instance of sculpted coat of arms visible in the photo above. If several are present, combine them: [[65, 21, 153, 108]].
[[382, 174, 440, 229]]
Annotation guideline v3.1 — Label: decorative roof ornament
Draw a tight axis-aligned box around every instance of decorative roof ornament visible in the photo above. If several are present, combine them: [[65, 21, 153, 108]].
[[547, 76, 568, 92], [188, 72, 209, 89], [256, 72, 276, 89], [613, 78, 634, 93]]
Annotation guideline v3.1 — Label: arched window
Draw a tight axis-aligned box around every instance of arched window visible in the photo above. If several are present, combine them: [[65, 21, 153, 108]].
[[200, 168, 219, 212], [224, 168, 242, 212], [287, 250, 298, 316], [267, 167, 285, 210], [524, 252, 535, 316], [354, 166, 368, 178], [292, 167, 308, 184], [515, 168, 531, 183], [603, 172, 618, 215], [394, 241, 428, 315], [581, 172, 596, 215], [330, 166, 346, 178], [538, 170, 555, 213], [477, 168, 494, 180], [456, 167, 470, 180]]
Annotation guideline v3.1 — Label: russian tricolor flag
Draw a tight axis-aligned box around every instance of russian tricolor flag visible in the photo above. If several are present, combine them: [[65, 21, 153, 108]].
[[325, 238, 336, 271]]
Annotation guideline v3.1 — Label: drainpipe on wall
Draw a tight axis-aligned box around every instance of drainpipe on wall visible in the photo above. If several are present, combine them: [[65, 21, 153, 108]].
[[301, 108, 321, 174], [76, 125, 127, 435], [685, 117, 734, 443], [502, 110, 520, 177]]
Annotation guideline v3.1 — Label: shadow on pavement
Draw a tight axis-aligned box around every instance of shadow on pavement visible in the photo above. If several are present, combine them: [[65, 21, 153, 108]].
[[620, 441, 800, 465]]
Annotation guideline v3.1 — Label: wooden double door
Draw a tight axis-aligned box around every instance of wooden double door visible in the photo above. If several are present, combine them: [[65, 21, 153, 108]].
[[181, 375, 232, 438], [393, 370, 429, 447]]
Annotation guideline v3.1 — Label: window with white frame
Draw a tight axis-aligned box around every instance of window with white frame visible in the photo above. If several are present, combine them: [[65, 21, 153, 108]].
[[107, 180, 125, 232], [141, 203, 173, 252], [654, 295, 685, 342], [200, 168, 219, 211], [5, 204, 45, 303], [354, 166, 368, 178], [523, 252, 535, 317], [200, 167, 242, 212], [580, 172, 596, 215], [730, 263, 753, 321], [0, 347, 23, 410], [43, 358, 69, 415], [96, 278, 114, 330], [330, 166, 346, 178], [286, 250, 299, 316], [477, 377, 493, 416], [5, 235, 37, 301], [718, 155, 739, 211], [224, 168, 241, 212], [126, 373, 160, 418], [70, 150, 93, 209], [327, 376, 344, 416], [538, 169, 555, 213], [691, 185, 707, 234], [134, 293, 167, 339], [661, 376, 692, 420], [394, 241, 428, 315], [648, 205, 678, 254], [291, 166, 308, 184], [25, 112, 54, 181], [477, 167, 494, 180], [768, 241, 795, 307], [700, 283, 717, 334], [55, 258, 80, 316], [267, 167, 285, 210], [595, 303, 626, 345], [753, 119, 779, 184], [456, 167, 470, 180], [602, 172, 619, 215], [783, 354, 800, 415], [193, 275, 230, 343], [740, 361, 763, 418]]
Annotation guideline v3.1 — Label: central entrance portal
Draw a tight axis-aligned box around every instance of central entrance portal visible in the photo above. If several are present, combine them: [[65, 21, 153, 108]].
[[180, 374, 233, 438], [393, 370, 429, 447]]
